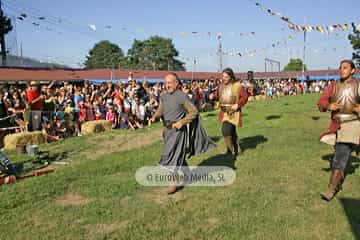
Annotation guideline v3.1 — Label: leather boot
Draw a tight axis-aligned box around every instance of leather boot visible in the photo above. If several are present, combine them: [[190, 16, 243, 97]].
[[336, 170, 345, 193], [224, 136, 234, 155], [320, 169, 344, 201], [232, 136, 243, 156]]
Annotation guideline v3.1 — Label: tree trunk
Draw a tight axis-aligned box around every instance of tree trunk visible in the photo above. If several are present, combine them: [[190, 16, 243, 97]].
[[1, 35, 6, 66]]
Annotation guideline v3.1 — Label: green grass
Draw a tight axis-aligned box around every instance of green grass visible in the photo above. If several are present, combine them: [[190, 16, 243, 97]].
[[1, 94, 359, 240]]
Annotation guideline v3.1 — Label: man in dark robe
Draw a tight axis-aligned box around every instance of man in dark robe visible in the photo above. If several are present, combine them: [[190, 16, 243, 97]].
[[150, 73, 215, 194]]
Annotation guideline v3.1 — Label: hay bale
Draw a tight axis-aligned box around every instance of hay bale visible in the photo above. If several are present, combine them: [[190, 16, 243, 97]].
[[255, 96, 262, 101], [81, 120, 112, 135], [3, 131, 46, 150]]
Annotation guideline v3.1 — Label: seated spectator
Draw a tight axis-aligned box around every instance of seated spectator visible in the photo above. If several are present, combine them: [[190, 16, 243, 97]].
[[118, 112, 130, 129], [106, 105, 117, 129], [78, 101, 87, 124], [128, 113, 143, 130], [42, 118, 60, 142]]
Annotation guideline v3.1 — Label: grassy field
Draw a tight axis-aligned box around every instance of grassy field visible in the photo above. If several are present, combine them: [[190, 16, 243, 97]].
[[0, 94, 359, 240]]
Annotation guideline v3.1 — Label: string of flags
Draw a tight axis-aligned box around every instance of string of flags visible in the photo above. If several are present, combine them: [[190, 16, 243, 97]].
[[13, 2, 359, 38], [11, 8, 261, 39], [6, 6, 64, 34], [179, 34, 296, 61], [249, 0, 360, 34], [249, 0, 297, 26], [180, 33, 343, 62], [5, 1, 355, 65], [288, 22, 360, 34]]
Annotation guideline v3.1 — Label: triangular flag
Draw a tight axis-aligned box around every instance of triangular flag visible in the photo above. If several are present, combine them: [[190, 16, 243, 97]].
[[316, 26, 324, 33], [356, 23, 360, 32], [341, 24, 349, 31], [88, 24, 96, 31]]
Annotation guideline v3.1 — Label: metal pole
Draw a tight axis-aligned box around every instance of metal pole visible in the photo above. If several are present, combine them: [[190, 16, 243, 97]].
[[20, 42, 23, 66], [265, 58, 267, 72], [218, 38, 223, 72], [302, 31, 306, 80], [192, 57, 196, 81]]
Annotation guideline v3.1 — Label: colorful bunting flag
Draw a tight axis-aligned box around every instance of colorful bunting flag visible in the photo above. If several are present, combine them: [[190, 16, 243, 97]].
[[88, 24, 96, 31]]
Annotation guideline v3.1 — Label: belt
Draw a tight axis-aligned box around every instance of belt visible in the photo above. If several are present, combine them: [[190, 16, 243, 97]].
[[220, 104, 235, 114], [163, 120, 176, 129], [334, 114, 360, 123]]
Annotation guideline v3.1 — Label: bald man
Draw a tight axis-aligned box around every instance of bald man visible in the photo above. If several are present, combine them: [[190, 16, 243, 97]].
[[150, 73, 198, 194]]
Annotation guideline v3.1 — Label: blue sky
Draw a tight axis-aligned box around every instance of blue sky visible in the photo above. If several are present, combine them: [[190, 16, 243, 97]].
[[3, 0, 359, 72]]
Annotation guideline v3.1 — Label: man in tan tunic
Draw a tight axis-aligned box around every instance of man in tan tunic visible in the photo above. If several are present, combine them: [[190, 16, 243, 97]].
[[317, 60, 360, 201], [210, 68, 248, 156]]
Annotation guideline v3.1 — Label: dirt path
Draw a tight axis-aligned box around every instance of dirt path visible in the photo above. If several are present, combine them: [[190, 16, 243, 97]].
[[80, 128, 163, 161]]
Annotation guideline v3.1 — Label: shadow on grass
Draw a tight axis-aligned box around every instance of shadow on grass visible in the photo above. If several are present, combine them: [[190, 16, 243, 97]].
[[265, 115, 282, 120], [197, 153, 236, 169], [239, 135, 268, 152], [209, 136, 222, 143], [204, 112, 216, 117], [339, 198, 360, 240], [311, 116, 320, 121], [12, 151, 69, 176]]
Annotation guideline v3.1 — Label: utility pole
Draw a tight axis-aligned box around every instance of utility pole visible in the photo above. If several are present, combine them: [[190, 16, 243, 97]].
[[217, 38, 223, 72], [302, 31, 306, 80], [20, 42, 23, 66], [193, 57, 197, 73]]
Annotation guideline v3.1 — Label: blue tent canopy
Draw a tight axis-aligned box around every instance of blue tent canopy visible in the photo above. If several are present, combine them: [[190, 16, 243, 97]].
[[85, 78, 163, 85], [297, 74, 360, 81]]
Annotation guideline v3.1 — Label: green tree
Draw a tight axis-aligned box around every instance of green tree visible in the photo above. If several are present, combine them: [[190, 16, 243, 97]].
[[283, 58, 307, 71], [84, 40, 124, 69], [0, 11, 13, 66], [126, 36, 185, 71], [348, 23, 360, 68]]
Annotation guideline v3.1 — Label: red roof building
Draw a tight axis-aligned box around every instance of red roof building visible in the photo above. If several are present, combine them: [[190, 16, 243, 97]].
[[0, 67, 359, 82]]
